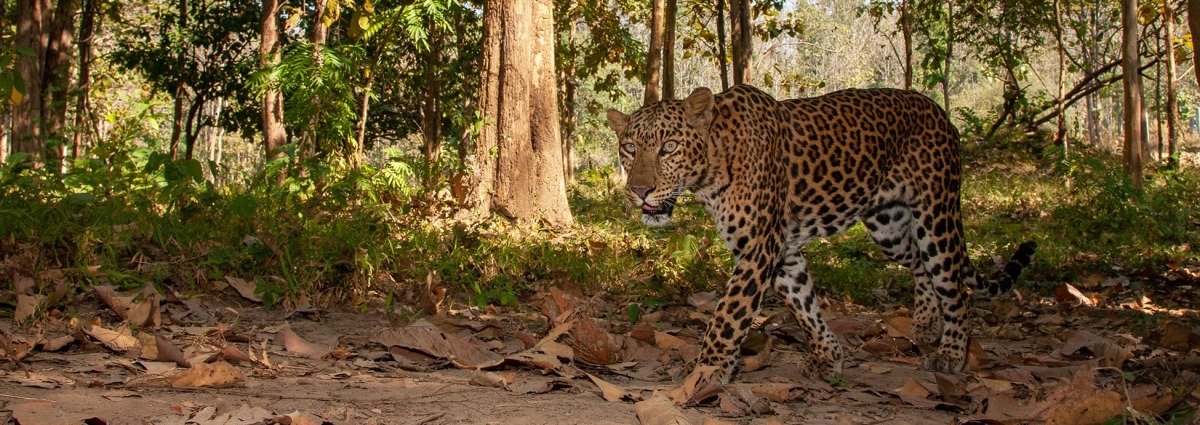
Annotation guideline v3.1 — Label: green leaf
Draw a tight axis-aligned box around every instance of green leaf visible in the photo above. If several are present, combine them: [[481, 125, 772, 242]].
[[227, 194, 260, 218]]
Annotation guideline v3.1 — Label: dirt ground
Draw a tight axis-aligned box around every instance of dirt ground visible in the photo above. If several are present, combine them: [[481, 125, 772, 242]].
[[2, 273, 1199, 425]]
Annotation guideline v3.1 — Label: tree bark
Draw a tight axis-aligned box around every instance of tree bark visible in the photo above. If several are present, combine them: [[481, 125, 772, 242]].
[[460, 0, 573, 226], [1164, 2, 1179, 165], [421, 20, 444, 195], [561, 23, 577, 183], [1122, 0, 1143, 188], [260, 0, 287, 160], [730, 0, 751, 85], [942, 0, 952, 110], [1189, 0, 1200, 85], [900, 0, 912, 90], [307, 0, 328, 159], [12, 0, 51, 163], [72, 0, 98, 160], [644, 0, 664, 104], [1053, 0, 1067, 147], [715, 0, 729, 90], [42, 0, 75, 169], [662, 0, 677, 100]]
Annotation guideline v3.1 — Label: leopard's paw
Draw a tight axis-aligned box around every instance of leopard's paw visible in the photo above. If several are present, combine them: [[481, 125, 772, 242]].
[[797, 352, 843, 380], [664, 365, 726, 405], [922, 349, 967, 373]]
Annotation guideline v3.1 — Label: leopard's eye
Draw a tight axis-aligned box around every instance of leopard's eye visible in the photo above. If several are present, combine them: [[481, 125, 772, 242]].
[[621, 142, 636, 154], [660, 141, 678, 155]]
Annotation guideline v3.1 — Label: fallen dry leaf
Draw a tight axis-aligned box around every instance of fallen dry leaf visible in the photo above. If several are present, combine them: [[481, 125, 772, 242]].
[[169, 361, 245, 388], [567, 317, 623, 365], [1059, 330, 1132, 367], [883, 314, 914, 340], [1053, 283, 1095, 306], [14, 293, 44, 323], [275, 324, 329, 359], [636, 394, 694, 425], [664, 365, 723, 405], [586, 372, 635, 402], [469, 370, 513, 389], [224, 276, 262, 302], [11, 401, 93, 425], [373, 324, 504, 369], [84, 324, 139, 353]]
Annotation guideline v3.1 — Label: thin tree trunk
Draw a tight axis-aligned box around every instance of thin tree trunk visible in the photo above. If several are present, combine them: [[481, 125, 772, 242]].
[[72, 0, 98, 161], [307, 0, 328, 159], [1084, 3, 1100, 146], [561, 23, 577, 182], [730, 0, 751, 85], [260, 0, 287, 160], [1122, 0, 1144, 188], [644, 0, 664, 104], [42, 0, 75, 170], [170, 86, 185, 160], [1164, 2, 1180, 165], [942, 0, 952, 109], [1189, 0, 1200, 85], [715, 0, 729, 90], [421, 20, 444, 194], [662, 0, 676, 100], [12, 0, 51, 163], [1053, 0, 1067, 146]]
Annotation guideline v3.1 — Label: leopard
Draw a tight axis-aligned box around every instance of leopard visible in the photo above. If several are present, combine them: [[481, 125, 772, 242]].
[[606, 84, 1036, 384]]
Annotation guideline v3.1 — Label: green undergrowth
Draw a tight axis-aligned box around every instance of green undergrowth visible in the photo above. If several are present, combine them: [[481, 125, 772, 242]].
[[2, 137, 1198, 319]]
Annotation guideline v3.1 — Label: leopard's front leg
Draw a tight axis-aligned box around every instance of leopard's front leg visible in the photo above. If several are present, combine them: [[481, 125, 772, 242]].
[[692, 237, 780, 384]]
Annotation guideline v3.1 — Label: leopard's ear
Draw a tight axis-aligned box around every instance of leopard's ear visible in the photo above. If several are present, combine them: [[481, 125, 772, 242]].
[[606, 109, 629, 135], [683, 87, 715, 131]]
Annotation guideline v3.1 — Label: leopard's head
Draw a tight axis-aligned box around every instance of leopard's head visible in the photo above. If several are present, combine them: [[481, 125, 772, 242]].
[[606, 88, 715, 228]]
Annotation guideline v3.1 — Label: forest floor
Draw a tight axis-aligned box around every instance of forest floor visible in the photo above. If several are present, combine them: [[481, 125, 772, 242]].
[[2, 270, 1199, 425]]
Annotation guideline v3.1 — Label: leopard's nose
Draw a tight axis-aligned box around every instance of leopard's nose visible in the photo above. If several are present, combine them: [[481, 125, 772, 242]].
[[630, 186, 655, 199]]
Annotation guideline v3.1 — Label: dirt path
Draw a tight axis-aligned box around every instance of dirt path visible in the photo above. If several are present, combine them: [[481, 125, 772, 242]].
[[2, 279, 1198, 424]]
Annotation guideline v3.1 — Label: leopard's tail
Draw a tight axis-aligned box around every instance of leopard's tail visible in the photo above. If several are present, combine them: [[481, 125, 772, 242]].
[[965, 241, 1037, 297]]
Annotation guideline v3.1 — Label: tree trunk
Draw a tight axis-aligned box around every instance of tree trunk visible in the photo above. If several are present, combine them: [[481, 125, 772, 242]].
[[942, 0, 952, 110], [460, 0, 573, 227], [12, 0, 51, 163], [170, 86, 185, 160], [1189, 0, 1200, 86], [1164, 2, 1179, 165], [1122, 0, 1143, 188], [260, 0, 287, 160], [662, 0, 677, 100], [561, 23, 577, 183], [72, 0, 98, 161], [42, 0, 75, 169], [715, 0, 729, 90], [644, 0, 664, 105], [307, 0, 328, 159], [730, 0, 751, 85], [900, 0, 912, 90], [1053, 0, 1067, 146], [421, 20, 444, 194], [1084, 4, 1100, 146]]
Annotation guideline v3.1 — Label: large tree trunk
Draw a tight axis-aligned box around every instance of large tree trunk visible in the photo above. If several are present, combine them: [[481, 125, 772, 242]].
[[900, 0, 912, 90], [730, 0, 751, 85], [715, 0, 729, 90], [12, 0, 51, 163], [662, 0, 677, 100], [72, 0, 98, 161], [260, 0, 287, 160], [1164, 2, 1179, 165], [1122, 0, 1143, 188], [643, 0, 664, 104], [460, 0, 573, 227]]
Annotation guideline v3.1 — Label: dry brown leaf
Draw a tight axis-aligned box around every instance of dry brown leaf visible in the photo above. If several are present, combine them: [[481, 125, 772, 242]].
[[38, 335, 75, 352], [896, 378, 931, 398], [169, 361, 245, 388], [373, 325, 504, 369], [1157, 320, 1196, 351], [984, 393, 1035, 421], [1059, 330, 1132, 367], [635, 394, 694, 425], [883, 314, 914, 340], [725, 384, 772, 415], [1054, 283, 1095, 306], [14, 293, 44, 323], [84, 324, 139, 353], [225, 276, 262, 302], [11, 400, 87, 425], [586, 372, 634, 402], [275, 324, 329, 359], [511, 376, 571, 394], [469, 370, 513, 389], [687, 291, 718, 309], [630, 322, 656, 344], [538, 340, 575, 361], [749, 382, 803, 403], [567, 317, 622, 365], [155, 335, 191, 367], [655, 332, 688, 351]]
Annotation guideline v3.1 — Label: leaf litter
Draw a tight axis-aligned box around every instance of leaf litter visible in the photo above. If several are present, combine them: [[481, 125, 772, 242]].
[[0, 272, 1197, 424]]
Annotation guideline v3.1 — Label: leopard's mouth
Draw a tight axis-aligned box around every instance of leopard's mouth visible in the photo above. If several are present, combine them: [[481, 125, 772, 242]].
[[640, 197, 677, 216]]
